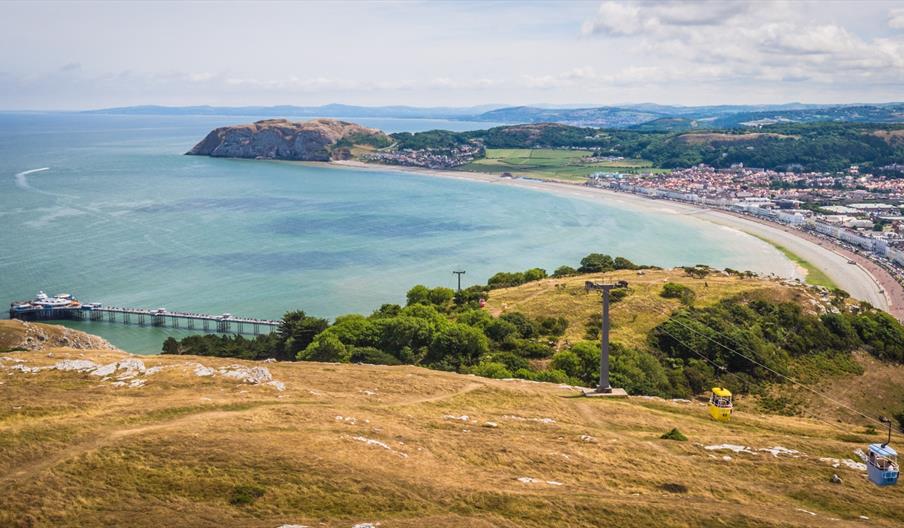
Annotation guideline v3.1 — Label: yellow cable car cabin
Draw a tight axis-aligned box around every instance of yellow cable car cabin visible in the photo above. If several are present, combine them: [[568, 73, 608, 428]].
[[708, 387, 733, 422]]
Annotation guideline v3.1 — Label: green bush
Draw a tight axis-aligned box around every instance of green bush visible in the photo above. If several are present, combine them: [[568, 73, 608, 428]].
[[660, 283, 695, 305], [229, 484, 265, 506], [471, 361, 513, 379], [660, 428, 688, 441], [348, 346, 402, 365]]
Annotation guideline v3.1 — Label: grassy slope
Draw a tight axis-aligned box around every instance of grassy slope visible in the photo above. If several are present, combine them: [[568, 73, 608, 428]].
[[459, 148, 666, 182], [1, 347, 902, 528], [484, 268, 815, 350], [748, 234, 838, 289]]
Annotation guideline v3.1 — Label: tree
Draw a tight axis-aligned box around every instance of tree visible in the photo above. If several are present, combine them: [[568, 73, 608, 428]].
[[523, 268, 548, 282], [553, 265, 577, 277], [579, 253, 614, 273], [373, 315, 435, 355], [162, 337, 180, 355], [299, 333, 347, 362], [428, 287, 455, 307], [484, 318, 520, 342], [425, 323, 489, 370], [278, 310, 330, 360], [406, 285, 432, 306], [613, 257, 637, 270], [551, 341, 600, 385], [499, 312, 538, 338]]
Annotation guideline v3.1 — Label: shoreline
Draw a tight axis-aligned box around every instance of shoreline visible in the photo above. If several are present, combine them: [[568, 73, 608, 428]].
[[330, 159, 899, 317]]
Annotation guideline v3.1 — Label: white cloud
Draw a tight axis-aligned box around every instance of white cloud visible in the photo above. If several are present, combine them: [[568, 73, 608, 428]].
[[890, 8, 904, 29]]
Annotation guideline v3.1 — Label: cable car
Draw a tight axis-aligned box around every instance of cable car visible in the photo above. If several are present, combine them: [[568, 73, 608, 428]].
[[708, 387, 733, 422], [867, 419, 899, 486]]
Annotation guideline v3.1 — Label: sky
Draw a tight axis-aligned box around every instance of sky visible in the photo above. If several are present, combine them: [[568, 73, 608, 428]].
[[2, 0, 904, 110]]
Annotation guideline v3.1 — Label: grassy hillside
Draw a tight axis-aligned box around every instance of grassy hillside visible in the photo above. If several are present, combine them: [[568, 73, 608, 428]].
[[1, 346, 902, 527], [484, 268, 811, 350]]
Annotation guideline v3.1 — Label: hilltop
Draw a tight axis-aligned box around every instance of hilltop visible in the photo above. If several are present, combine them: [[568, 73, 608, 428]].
[[186, 118, 391, 161], [186, 118, 904, 173], [2, 342, 902, 527]]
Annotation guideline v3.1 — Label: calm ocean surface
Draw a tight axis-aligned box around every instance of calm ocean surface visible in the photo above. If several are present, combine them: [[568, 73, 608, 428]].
[[1, 112, 793, 353]]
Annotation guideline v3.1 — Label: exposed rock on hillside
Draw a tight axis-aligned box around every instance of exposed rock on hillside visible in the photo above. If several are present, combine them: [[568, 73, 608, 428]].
[[185, 118, 390, 161], [0, 320, 116, 351]]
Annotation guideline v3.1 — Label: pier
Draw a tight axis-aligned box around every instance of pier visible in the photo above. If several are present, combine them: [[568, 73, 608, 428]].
[[9, 301, 280, 336]]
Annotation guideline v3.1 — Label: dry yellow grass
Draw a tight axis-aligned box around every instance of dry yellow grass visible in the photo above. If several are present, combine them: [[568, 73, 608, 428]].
[[1, 344, 901, 527], [484, 268, 817, 350]]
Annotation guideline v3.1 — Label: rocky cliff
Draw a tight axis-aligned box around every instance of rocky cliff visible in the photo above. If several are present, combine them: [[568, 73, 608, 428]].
[[185, 118, 390, 161], [0, 320, 117, 351]]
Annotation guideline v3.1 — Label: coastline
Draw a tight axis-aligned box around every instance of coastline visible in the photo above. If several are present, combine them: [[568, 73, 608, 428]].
[[330, 159, 899, 317]]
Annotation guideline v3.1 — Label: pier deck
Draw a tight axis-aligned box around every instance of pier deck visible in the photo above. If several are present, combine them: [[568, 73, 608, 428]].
[[9, 305, 280, 336]]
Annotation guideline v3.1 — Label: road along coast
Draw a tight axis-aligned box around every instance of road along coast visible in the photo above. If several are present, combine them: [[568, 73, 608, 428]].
[[330, 160, 897, 317]]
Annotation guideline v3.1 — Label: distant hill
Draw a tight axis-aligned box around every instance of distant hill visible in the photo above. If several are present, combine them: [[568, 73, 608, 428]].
[[86, 102, 904, 130], [83, 103, 504, 119], [472, 105, 663, 127], [710, 104, 904, 128], [186, 118, 391, 161], [475, 103, 904, 130]]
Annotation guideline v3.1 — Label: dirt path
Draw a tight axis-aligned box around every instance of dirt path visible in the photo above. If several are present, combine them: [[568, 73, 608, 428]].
[[386, 382, 485, 407]]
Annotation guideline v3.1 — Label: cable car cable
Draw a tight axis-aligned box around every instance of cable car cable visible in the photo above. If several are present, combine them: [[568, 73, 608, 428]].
[[632, 297, 897, 437]]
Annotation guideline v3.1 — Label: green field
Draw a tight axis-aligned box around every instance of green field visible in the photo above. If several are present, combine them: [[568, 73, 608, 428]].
[[459, 148, 667, 182], [750, 234, 838, 289]]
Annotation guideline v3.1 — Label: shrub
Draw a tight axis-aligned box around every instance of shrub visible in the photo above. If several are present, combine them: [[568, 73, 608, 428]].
[[300, 333, 347, 362], [486, 351, 531, 372], [484, 319, 520, 342], [513, 339, 555, 358], [613, 256, 637, 270], [470, 361, 513, 379], [660, 282, 695, 306], [500, 312, 538, 338], [348, 346, 402, 365], [229, 484, 265, 506], [553, 265, 577, 277], [660, 428, 688, 441], [537, 316, 568, 337]]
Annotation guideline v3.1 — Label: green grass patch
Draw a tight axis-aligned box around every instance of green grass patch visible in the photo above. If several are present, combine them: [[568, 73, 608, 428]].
[[459, 148, 663, 182], [750, 234, 837, 289]]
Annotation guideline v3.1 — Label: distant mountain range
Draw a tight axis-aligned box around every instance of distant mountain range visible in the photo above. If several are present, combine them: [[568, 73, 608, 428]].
[[83, 104, 505, 119], [85, 102, 904, 130]]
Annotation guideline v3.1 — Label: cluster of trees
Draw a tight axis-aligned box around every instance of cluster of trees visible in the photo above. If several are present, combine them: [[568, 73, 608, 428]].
[[390, 130, 474, 150], [647, 296, 904, 396], [487, 254, 644, 290], [162, 260, 904, 401], [385, 122, 904, 173], [163, 284, 570, 382]]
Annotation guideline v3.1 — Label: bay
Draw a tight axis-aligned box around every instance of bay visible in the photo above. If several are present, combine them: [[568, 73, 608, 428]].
[[0, 113, 794, 353]]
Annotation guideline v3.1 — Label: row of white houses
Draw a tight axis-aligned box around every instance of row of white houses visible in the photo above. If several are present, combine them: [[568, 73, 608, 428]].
[[607, 181, 904, 267]]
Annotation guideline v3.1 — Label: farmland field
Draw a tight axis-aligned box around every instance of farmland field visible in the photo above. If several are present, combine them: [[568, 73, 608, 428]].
[[458, 148, 667, 182]]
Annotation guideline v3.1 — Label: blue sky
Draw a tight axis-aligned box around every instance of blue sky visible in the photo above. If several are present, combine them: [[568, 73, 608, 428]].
[[2, 0, 903, 109]]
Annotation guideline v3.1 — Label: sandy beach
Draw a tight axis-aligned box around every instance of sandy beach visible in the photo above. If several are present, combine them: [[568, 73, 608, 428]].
[[332, 160, 899, 316]]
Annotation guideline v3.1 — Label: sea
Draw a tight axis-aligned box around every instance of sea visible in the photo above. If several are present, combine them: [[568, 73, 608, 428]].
[[1, 112, 794, 353]]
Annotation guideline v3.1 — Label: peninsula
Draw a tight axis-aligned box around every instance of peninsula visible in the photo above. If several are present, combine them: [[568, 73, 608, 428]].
[[186, 118, 390, 161]]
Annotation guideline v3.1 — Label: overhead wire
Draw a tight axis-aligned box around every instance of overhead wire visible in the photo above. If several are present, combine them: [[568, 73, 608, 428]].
[[626, 294, 898, 439]]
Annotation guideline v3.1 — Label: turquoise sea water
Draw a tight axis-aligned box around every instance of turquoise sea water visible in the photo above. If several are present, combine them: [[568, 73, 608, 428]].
[[1, 113, 791, 353]]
